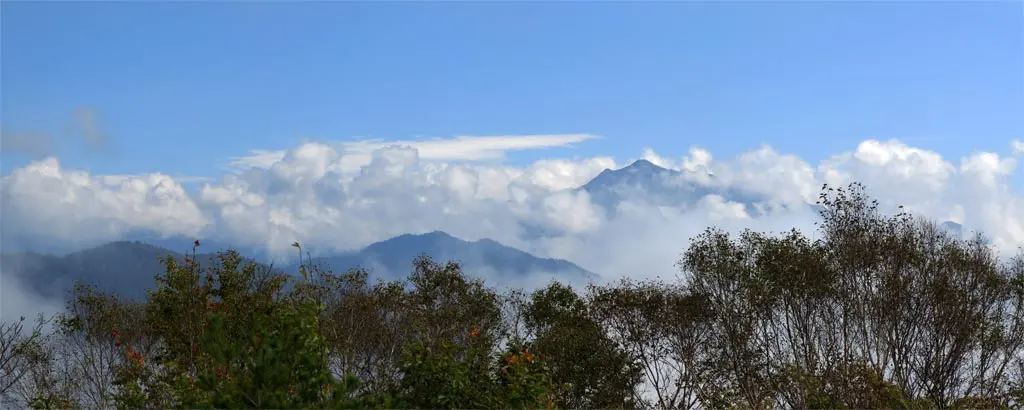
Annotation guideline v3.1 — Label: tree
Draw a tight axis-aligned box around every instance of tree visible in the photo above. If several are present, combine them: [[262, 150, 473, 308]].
[[0, 315, 54, 407], [4, 181, 1022, 409], [589, 279, 714, 410], [520, 282, 643, 409], [677, 182, 1024, 408]]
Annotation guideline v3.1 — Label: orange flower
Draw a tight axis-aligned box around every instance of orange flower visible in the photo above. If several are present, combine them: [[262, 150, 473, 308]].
[[507, 354, 519, 365], [523, 349, 535, 362], [470, 327, 481, 338], [126, 348, 144, 366]]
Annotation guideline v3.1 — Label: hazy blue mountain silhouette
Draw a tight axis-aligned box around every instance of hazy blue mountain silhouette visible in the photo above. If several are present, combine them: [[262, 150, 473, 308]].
[[2, 232, 594, 302], [117, 230, 283, 260], [578, 159, 763, 217], [569, 159, 966, 239], [1, 241, 211, 301], [582, 159, 676, 193], [300, 231, 596, 282], [940, 220, 963, 235], [0, 229, 250, 258]]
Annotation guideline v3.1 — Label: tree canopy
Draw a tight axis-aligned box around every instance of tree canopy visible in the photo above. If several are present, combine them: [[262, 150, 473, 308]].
[[2, 183, 1022, 409]]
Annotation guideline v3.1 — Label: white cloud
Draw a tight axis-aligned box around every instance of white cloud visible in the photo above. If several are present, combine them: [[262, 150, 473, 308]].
[[1, 157, 210, 244], [696, 145, 817, 206], [0, 265, 63, 336], [227, 149, 285, 170], [2, 137, 1023, 287], [226, 133, 600, 173], [1012, 139, 1024, 156]]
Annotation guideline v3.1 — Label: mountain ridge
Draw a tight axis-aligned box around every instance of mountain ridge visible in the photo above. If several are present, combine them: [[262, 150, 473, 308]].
[[578, 159, 968, 236], [1, 232, 595, 300], [578, 159, 764, 217], [303, 230, 596, 282], [3, 160, 971, 301]]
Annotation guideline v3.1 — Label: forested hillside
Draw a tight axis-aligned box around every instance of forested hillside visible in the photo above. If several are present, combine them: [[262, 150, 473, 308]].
[[2, 183, 1022, 409]]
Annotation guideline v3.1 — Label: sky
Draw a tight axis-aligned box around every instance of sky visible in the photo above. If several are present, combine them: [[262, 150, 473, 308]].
[[2, 1, 1024, 317], [3, 2, 1022, 176]]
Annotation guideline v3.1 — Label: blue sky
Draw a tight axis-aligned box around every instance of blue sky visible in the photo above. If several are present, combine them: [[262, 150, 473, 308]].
[[2, 1, 1022, 179]]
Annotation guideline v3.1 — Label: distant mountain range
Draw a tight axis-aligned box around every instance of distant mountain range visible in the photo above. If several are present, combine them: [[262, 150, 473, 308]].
[[2, 159, 973, 303], [2, 241, 195, 300], [1, 231, 595, 301], [306, 231, 593, 281], [581, 160, 968, 236]]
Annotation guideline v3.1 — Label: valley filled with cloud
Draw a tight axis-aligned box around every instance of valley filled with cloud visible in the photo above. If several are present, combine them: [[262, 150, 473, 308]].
[[3, 135, 1022, 291], [4, 132, 1024, 408], [4, 2, 1023, 406]]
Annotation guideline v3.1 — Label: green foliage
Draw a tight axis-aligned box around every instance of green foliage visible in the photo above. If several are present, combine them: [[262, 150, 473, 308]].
[[523, 282, 642, 409], [395, 339, 555, 409], [172, 299, 350, 408], [779, 361, 926, 410], [108, 246, 378, 409], [396, 340, 491, 408], [2, 183, 1023, 410]]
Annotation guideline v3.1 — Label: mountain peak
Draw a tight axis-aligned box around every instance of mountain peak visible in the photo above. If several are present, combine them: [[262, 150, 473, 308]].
[[626, 159, 659, 170], [580, 159, 675, 194], [316, 231, 597, 281], [416, 231, 457, 240], [617, 159, 670, 175], [373, 231, 460, 249], [389, 231, 454, 239]]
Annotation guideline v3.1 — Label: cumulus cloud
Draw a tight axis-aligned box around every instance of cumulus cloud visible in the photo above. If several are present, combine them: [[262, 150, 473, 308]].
[[1, 157, 210, 245], [2, 135, 1023, 287], [1013, 139, 1024, 156]]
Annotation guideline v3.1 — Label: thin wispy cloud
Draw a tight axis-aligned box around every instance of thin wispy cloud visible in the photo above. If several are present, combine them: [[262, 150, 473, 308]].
[[226, 133, 600, 173], [1, 107, 112, 157], [0, 129, 52, 156], [68, 107, 108, 150], [100, 173, 213, 184]]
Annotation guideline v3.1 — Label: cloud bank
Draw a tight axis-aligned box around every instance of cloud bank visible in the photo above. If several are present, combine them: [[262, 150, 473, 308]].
[[2, 135, 1023, 286]]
